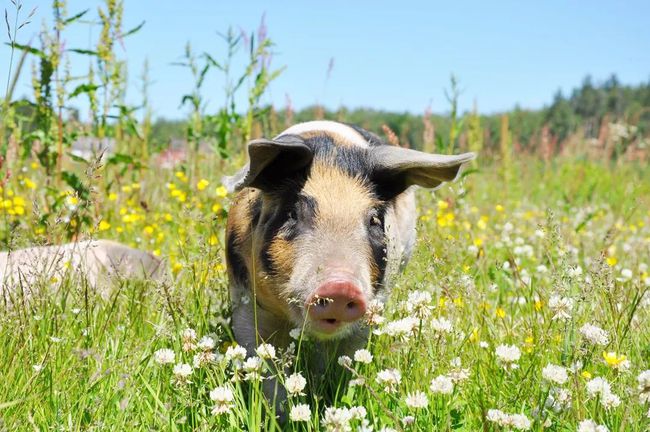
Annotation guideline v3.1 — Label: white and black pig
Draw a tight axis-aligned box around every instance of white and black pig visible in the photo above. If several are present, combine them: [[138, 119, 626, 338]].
[[223, 120, 474, 407]]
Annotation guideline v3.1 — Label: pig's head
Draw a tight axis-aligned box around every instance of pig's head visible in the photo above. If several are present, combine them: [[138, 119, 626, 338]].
[[224, 122, 474, 339]]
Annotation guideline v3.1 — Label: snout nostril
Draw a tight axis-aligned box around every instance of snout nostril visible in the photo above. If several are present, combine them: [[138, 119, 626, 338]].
[[325, 318, 337, 324], [346, 302, 357, 309]]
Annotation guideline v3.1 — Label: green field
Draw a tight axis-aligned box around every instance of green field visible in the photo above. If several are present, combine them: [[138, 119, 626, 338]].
[[1, 157, 649, 431], [2, 1, 650, 430]]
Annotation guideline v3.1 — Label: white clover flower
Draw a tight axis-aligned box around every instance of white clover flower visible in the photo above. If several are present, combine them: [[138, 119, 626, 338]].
[[586, 377, 611, 398], [495, 344, 521, 368], [289, 328, 303, 340], [402, 415, 416, 426], [542, 363, 569, 385], [181, 328, 197, 352], [354, 349, 373, 364], [405, 290, 433, 319], [637, 370, 650, 403], [256, 343, 276, 360], [429, 374, 454, 394], [568, 265, 583, 278], [349, 406, 367, 420], [197, 336, 215, 351], [225, 344, 247, 366], [322, 407, 353, 432], [405, 391, 428, 408], [509, 413, 532, 430], [376, 368, 402, 393], [243, 356, 264, 381], [479, 341, 489, 349], [172, 363, 193, 383], [289, 403, 311, 422], [548, 295, 574, 321], [431, 317, 453, 334], [486, 410, 531, 430], [349, 377, 365, 387], [338, 355, 352, 367], [486, 409, 508, 425], [285, 372, 307, 396], [600, 391, 620, 409], [210, 385, 235, 415], [193, 351, 217, 368], [618, 268, 633, 281], [545, 387, 572, 412], [577, 419, 609, 432], [383, 317, 419, 339], [365, 299, 385, 326], [579, 323, 610, 346], [33, 364, 43, 373], [153, 348, 175, 365]]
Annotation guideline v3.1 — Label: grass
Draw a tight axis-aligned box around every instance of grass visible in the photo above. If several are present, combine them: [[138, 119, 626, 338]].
[[1, 156, 649, 431]]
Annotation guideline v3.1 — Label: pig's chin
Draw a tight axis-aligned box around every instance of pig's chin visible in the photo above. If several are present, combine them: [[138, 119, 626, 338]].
[[305, 319, 358, 340]]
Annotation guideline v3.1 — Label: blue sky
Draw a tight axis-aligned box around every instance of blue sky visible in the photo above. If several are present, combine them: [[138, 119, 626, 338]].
[[2, 0, 649, 120]]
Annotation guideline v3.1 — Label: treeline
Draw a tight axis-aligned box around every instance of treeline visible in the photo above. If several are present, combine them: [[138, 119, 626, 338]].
[[150, 74, 650, 156]]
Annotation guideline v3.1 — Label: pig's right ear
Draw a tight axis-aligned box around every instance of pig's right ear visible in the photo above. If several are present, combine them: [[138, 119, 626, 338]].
[[222, 136, 313, 192]]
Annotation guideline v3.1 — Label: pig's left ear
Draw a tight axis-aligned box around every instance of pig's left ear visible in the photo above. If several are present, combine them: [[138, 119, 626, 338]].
[[373, 146, 475, 192], [222, 135, 313, 192]]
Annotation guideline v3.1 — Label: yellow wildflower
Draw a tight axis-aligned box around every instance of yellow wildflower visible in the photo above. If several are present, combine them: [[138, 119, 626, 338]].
[[197, 179, 210, 191], [98, 220, 111, 231], [215, 185, 228, 198], [602, 351, 627, 368]]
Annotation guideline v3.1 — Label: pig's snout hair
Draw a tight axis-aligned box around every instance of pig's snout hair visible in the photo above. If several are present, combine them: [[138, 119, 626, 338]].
[[305, 275, 367, 335]]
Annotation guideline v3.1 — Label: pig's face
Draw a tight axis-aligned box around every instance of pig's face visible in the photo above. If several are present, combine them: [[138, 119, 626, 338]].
[[257, 161, 388, 338], [225, 121, 474, 339]]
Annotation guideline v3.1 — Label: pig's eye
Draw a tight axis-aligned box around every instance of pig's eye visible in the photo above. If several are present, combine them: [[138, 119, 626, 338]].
[[287, 209, 297, 221], [368, 209, 384, 229]]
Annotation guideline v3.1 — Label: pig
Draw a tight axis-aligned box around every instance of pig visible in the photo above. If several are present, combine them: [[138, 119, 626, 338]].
[[223, 120, 474, 410], [1, 239, 164, 303]]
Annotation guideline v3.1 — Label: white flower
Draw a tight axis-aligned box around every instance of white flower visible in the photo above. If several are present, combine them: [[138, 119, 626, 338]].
[[579, 323, 610, 346], [338, 355, 352, 367], [256, 343, 276, 359], [618, 268, 633, 281], [153, 348, 175, 365], [289, 403, 311, 422], [509, 413, 532, 430], [383, 317, 419, 339], [33, 364, 43, 373], [545, 387, 572, 412], [376, 368, 402, 392], [402, 415, 415, 426], [430, 374, 454, 394], [197, 336, 215, 351], [349, 406, 367, 420], [349, 377, 365, 387], [548, 295, 574, 321], [486, 409, 508, 425], [542, 363, 569, 385], [586, 377, 611, 398], [365, 299, 385, 326], [431, 317, 453, 334], [577, 419, 609, 432], [495, 344, 521, 367], [210, 385, 235, 415], [181, 328, 197, 351], [486, 409, 531, 430], [322, 407, 353, 432], [354, 349, 373, 364], [405, 290, 433, 319], [193, 351, 216, 368], [637, 370, 650, 403], [225, 344, 247, 366], [172, 363, 193, 383], [405, 391, 428, 408], [285, 372, 307, 396], [600, 391, 620, 409], [243, 356, 264, 381], [568, 265, 583, 278], [289, 328, 303, 340]]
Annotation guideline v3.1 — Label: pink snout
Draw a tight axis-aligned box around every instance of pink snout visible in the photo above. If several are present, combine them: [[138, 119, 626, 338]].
[[306, 279, 367, 334]]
